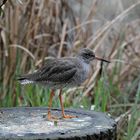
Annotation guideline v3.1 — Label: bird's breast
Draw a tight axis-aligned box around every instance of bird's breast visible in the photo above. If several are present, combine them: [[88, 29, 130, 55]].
[[81, 62, 90, 80], [72, 61, 91, 86]]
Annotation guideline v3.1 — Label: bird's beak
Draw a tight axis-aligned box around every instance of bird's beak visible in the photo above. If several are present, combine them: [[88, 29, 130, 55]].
[[95, 56, 110, 63]]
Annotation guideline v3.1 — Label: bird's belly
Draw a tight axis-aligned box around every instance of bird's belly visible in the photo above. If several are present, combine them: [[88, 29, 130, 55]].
[[69, 68, 89, 87], [37, 81, 65, 89], [36, 78, 86, 89]]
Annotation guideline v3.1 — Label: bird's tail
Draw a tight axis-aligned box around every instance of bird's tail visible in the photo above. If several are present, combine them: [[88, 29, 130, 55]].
[[17, 76, 34, 85]]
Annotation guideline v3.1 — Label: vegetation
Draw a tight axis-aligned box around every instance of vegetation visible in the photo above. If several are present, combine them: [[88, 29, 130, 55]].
[[0, 0, 140, 139]]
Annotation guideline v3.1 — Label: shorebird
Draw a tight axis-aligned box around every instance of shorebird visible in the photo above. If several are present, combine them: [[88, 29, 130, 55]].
[[18, 48, 110, 120]]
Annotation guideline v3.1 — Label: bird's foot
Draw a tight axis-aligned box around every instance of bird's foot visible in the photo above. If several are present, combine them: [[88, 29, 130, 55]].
[[44, 111, 58, 121], [62, 114, 78, 119], [47, 114, 58, 121]]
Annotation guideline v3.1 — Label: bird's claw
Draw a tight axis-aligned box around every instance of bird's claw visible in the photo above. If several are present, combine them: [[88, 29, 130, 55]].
[[45, 111, 58, 121], [62, 114, 78, 119], [47, 114, 58, 121]]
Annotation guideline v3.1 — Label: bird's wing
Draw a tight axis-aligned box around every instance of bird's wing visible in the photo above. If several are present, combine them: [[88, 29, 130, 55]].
[[36, 59, 77, 83], [18, 58, 56, 81]]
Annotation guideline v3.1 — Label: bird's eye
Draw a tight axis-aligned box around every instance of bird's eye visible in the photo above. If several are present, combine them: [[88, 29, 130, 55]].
[[89, 53, 94, 57]]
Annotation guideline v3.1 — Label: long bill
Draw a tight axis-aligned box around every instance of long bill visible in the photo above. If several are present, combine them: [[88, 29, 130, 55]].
[[95, 56, 110, 63]]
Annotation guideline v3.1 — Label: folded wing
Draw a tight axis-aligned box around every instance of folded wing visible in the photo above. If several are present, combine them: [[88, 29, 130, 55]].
[[18, 58, 77, 84]]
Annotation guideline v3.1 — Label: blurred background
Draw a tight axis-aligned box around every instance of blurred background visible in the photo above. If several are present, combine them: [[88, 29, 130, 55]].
[[0, 0, 140, 139]]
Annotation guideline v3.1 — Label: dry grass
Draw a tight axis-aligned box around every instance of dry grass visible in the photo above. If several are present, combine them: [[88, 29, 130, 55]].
[[0, 0, 140, 139]]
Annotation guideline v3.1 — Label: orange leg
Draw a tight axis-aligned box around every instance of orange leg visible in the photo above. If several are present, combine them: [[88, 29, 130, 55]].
[[47, 90, 57, 120], [59, 89, 78, 119]]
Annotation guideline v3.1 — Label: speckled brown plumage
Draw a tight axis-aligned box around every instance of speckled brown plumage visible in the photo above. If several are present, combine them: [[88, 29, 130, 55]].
[[18, 48, 110, 120]]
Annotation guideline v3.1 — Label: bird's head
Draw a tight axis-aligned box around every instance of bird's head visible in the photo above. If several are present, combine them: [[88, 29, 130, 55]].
[[78, 48, 110, 63]]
